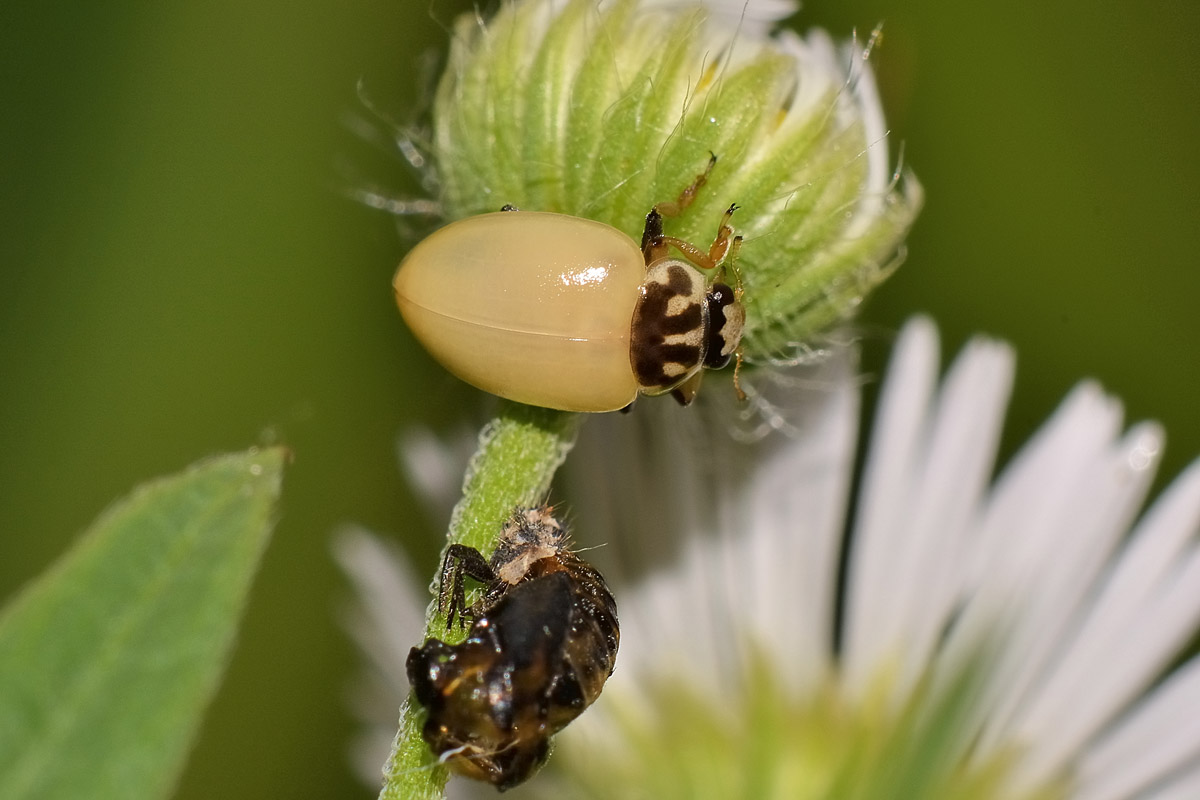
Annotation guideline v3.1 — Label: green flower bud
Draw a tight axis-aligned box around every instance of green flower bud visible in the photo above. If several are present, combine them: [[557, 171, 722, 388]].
[[431, 0, 921, 363]]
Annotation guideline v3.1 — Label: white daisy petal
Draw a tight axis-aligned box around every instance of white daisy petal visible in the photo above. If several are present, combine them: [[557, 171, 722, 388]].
[[332, 526, 432, 787], [558, 342, 861, 774], [970, 381, 1123, 595], [1001, 435, 1196, 786], [990, 428, 1167, 790], [333, 526, 428, 694], [842, 315, 940, 697], [397, 427, 476, 526], [716, 342, 860, 693], [1075, 656, 1200, 800], [1079, 456, 1200, 646], [1139, 767, 1200, 800], [878, 329, 1014, 706], [935, 384, 1119, 736], [971, 420, 1162, 762]]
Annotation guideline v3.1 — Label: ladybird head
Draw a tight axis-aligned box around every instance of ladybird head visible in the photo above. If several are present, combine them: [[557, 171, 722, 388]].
[[703, 281, 744, 370]]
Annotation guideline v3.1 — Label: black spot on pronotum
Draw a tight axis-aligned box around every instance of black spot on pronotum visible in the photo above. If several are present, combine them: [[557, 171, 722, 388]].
[[630, 263, 704, 389], [703, 282, 736, 370]]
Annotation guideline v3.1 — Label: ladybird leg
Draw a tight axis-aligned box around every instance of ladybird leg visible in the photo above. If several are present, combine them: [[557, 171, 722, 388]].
[[706, 229, 747, 401], [669, 370, 704, 406], [717, 234, 745, 287], [651, 207, 741, 272], [439, 543, 495, 629], [467, 580, 508, 621], [642, 154, 720, 266], [655, 235, 719, 271], [707, 203, 739, 265], [726, 234, 747, 402], [732, 349, 747, 401], [652, 152, 717, 218]]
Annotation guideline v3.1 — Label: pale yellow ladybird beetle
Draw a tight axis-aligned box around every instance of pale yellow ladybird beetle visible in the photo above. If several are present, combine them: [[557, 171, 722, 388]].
[[393, 158, 745, 412]]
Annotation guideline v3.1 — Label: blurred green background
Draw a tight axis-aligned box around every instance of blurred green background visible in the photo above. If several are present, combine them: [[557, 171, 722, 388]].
[[1, 0, 1196, 797]]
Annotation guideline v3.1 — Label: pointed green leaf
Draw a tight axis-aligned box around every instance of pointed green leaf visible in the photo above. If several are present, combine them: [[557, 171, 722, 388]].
[[0, 447, 286, 800]]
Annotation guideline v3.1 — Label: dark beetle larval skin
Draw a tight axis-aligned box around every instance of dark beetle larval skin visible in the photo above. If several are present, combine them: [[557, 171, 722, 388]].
[[407, 506, 619, 791]]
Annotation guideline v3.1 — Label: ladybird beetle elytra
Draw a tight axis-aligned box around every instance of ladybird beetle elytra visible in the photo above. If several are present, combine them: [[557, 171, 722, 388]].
[[394, 211, 645, 411], [393, 158, 745, 412], [406, 506, 619, 791]]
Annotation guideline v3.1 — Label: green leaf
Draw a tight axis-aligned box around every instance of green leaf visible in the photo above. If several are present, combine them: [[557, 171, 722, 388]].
[[0, 447, 286, 800]]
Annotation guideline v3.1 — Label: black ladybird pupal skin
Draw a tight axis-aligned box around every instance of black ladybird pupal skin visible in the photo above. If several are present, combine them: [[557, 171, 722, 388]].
[[406, 506, 619, 791]]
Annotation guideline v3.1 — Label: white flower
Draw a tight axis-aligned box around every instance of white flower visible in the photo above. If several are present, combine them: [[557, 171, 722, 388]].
[[339, 317, 1200, 798]]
